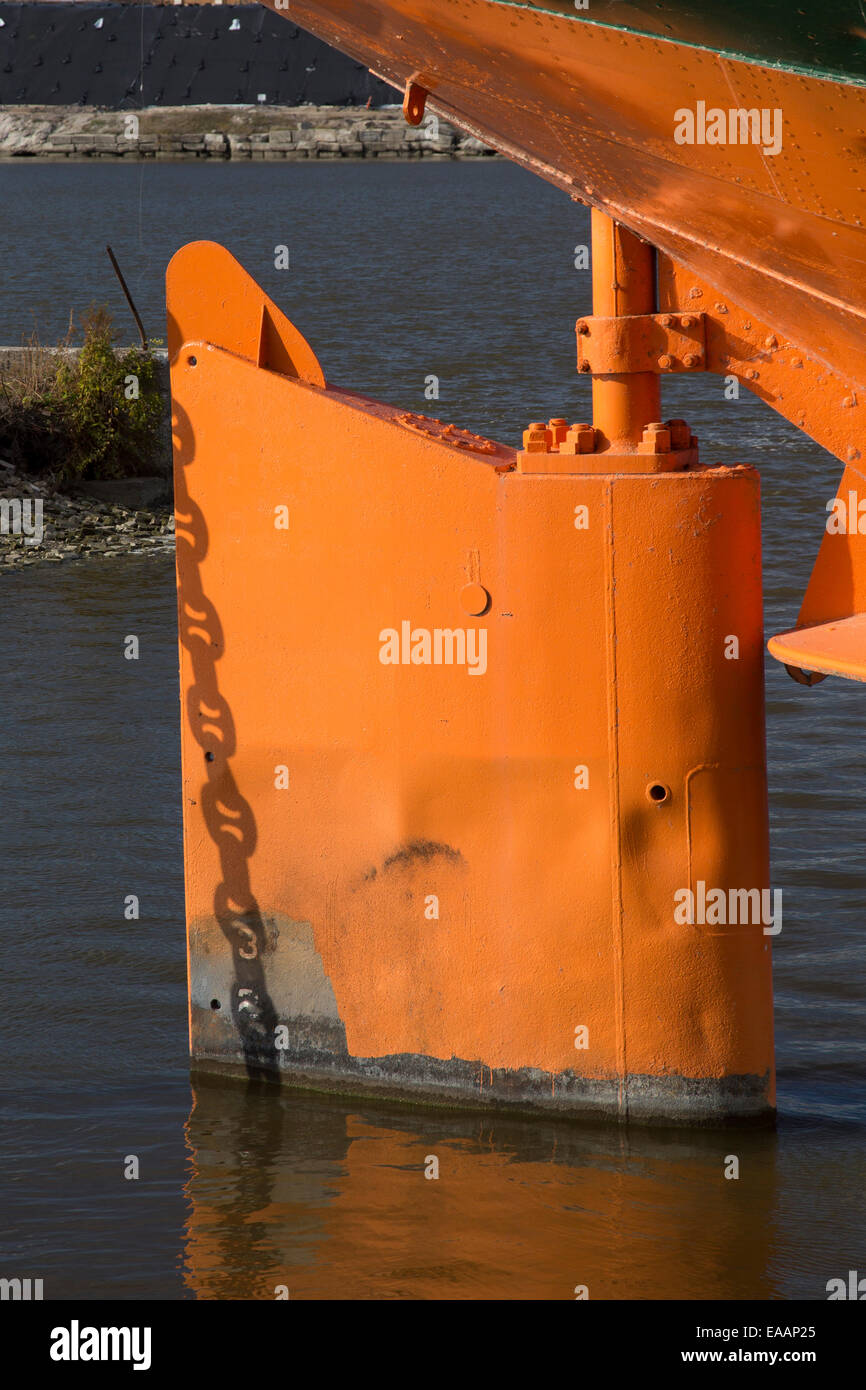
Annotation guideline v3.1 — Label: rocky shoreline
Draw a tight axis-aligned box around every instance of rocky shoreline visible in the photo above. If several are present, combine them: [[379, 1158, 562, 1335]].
[[0, 461, 175, 572], [0, 104, 496, 161]]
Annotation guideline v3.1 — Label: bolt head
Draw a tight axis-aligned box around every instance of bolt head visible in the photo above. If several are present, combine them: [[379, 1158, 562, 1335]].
[[561, 423, 596, 455], [547, 418, 569, 445], [641, 422, 671, 453], [523, 423, 551, 452], [648, 438, 671, 453]]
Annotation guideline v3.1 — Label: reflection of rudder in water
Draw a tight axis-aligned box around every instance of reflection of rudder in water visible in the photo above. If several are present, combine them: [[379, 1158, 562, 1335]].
[[182, 1085, 781, 1300]]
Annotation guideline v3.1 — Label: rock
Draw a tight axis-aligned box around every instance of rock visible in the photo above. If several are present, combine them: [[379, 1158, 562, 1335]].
[[0, 460, 176, 570]]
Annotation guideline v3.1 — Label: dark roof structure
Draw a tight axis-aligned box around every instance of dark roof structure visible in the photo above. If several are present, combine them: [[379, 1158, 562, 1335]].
[[0, 3, 394, 106]]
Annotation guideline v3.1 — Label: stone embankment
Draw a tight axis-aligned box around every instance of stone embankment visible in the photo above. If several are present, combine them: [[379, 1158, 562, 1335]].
[[0, 104, 496, 160], [0, 460, 175, 573]]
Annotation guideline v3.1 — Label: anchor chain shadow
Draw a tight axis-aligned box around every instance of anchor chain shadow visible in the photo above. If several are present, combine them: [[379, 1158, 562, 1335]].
[[172, 383, 278, 1081]]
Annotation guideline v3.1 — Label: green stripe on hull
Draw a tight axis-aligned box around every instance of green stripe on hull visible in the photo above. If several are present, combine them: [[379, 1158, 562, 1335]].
[[492, 1, 866, 85]]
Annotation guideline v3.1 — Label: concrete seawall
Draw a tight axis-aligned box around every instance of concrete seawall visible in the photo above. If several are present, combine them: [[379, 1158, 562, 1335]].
[[0, 105, 497, 160]]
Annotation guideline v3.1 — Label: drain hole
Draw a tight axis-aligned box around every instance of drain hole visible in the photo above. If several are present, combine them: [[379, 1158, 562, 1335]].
[[647, 782, 670, 804], [188, 354, 197, 367], [210, 998, 221, 1010]]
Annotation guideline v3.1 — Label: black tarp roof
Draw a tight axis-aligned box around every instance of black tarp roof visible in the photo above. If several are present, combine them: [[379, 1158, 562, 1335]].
[[0, 3, 394, 106]]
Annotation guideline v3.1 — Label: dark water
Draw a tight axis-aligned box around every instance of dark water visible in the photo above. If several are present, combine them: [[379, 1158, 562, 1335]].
[[0, 161, 864, 1300]]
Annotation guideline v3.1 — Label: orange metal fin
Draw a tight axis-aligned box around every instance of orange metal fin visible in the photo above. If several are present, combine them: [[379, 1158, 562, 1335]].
[[166, 240, 325, 387], [768, 462, 866, 682], [768, 616, 866, 684]]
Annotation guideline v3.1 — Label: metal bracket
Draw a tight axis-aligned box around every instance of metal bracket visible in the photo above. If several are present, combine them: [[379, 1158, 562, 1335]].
[[402, 77, 428, 126], [576, 312, 708, 375]]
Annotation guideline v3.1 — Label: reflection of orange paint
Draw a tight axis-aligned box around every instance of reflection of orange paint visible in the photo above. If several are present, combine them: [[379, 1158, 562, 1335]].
[[182, 1085, 780, 1299], [169, 237, 774, 1125]]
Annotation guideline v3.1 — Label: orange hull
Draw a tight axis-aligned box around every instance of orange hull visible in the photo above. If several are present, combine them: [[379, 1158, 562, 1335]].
[[271, 2, 866, 393]]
